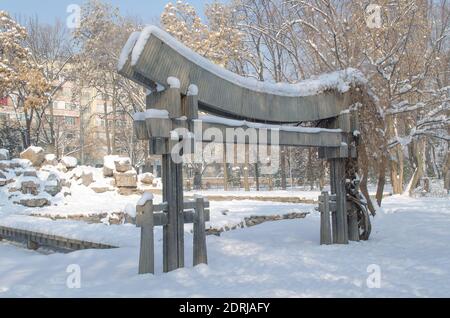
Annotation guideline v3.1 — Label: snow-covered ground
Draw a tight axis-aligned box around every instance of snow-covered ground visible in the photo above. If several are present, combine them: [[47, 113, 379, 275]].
[[0, 195, 449, 297]]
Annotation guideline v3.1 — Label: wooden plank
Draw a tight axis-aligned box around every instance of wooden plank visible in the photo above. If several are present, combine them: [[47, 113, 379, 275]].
[[330, 159, 349, 244], [199, 121, 344, 148], [320, 192, 332, 245], [183, 200, 210, 210], [183, 210, 210, 224], [138, 200, 155, 274], [193, 197, 208, 266]]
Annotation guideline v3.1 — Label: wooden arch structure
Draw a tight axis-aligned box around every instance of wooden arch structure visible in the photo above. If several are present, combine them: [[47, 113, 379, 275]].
[[118, 26, 372, 274]]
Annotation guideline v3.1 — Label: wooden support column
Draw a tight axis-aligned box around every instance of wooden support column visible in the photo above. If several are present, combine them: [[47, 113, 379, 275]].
[[329, 162, 338, 244], [175, 161, 185, 268], [162, 153, 184, 272], [329, 158, 349, 244]]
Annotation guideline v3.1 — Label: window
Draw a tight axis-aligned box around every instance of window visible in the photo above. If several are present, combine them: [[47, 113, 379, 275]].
[[65, 117, 76, 126], [65, 103, 77, 111], [55, 101, 65, 110]]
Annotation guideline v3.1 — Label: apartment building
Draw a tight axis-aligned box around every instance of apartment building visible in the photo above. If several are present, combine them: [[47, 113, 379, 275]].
[[0, 80, 133, 166]]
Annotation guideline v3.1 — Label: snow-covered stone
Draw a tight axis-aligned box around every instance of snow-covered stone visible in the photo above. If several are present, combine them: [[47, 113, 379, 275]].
[[20, 146, 45, 167], [114, 158, 132, 173], [61, 156, 78, 169], [44, 174, 62, 197], [44, 154, 58, 166], [18, 198, 50, 208], [0, 171, 8, 186], [23, 170, 37, 178], [114, 170, 137, 188], [0, 149, 10, 160], [21, 179, 40, 195], [56, 162, 68, 173], [81, 172, 94, 187], [103, 155, 120, 177], [140, 173, 154, 185]]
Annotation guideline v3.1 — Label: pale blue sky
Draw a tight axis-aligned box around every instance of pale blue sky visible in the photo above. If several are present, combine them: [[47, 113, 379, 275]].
[[1, 0, 214, 25]]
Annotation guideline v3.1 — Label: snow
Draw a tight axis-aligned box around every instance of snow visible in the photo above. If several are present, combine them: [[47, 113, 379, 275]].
[[167, 76, 180, 89], [132, 112, 146, 121], [28, 146, 43, 153], [187, 84, 198, 96], [44, 154, 56, 161], [0, 195, 449, 297], [0, 149, 9, 160], [117, 31, 140, 71], [145, 109, 169, 119], [137, 192, 154, 206], [61, 156, 78, 168], [197, 114, 342, 134], [129, 25, 367, 97]]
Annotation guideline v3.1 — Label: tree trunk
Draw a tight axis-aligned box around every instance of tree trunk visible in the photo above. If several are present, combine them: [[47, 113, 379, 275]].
[[79, 98, 85, 165], [407, 139, 426, 195], [48, 98, 56, 154], [223, 145, 228, 191], [280, 146, 287, 190], [104, 98, 111, 155], [358, 144, 376, 215], [24, 106, 34, 149], [111, 87, 117, 155], [390, 145, 404, 194], [376, 155, 388, 206], [244, 145, 250, 191]]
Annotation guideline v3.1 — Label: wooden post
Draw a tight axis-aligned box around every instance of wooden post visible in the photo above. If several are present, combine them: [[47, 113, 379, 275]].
[[193, 196, 208, 266], [176, 161, 185, 268], [329, 158, 349, 244], [320, 191, 332, 245], [329, 160, 338, 243], [162, 153, 180, 272], [137, 199, 155, 274]]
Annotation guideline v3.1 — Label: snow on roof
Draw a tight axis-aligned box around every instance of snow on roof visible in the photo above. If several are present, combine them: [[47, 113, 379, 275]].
[[144, 109, 169, 119], [117, 31, 140, 71], [128, 25, 367, 98]]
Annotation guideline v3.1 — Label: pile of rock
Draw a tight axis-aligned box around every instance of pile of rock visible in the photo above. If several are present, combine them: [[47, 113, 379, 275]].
[[103, 156, 138, 195], [0, 147, 72, 207]]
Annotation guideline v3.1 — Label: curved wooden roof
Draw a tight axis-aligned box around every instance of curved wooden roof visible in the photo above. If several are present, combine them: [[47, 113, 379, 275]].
[[118, 26, 366, 124]]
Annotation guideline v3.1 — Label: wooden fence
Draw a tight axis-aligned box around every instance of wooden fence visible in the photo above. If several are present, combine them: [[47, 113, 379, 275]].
[[136, 196, 210, 274]]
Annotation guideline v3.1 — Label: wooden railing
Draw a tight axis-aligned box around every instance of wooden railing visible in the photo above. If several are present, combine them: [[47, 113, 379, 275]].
[[136, 196, 210, 274]]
